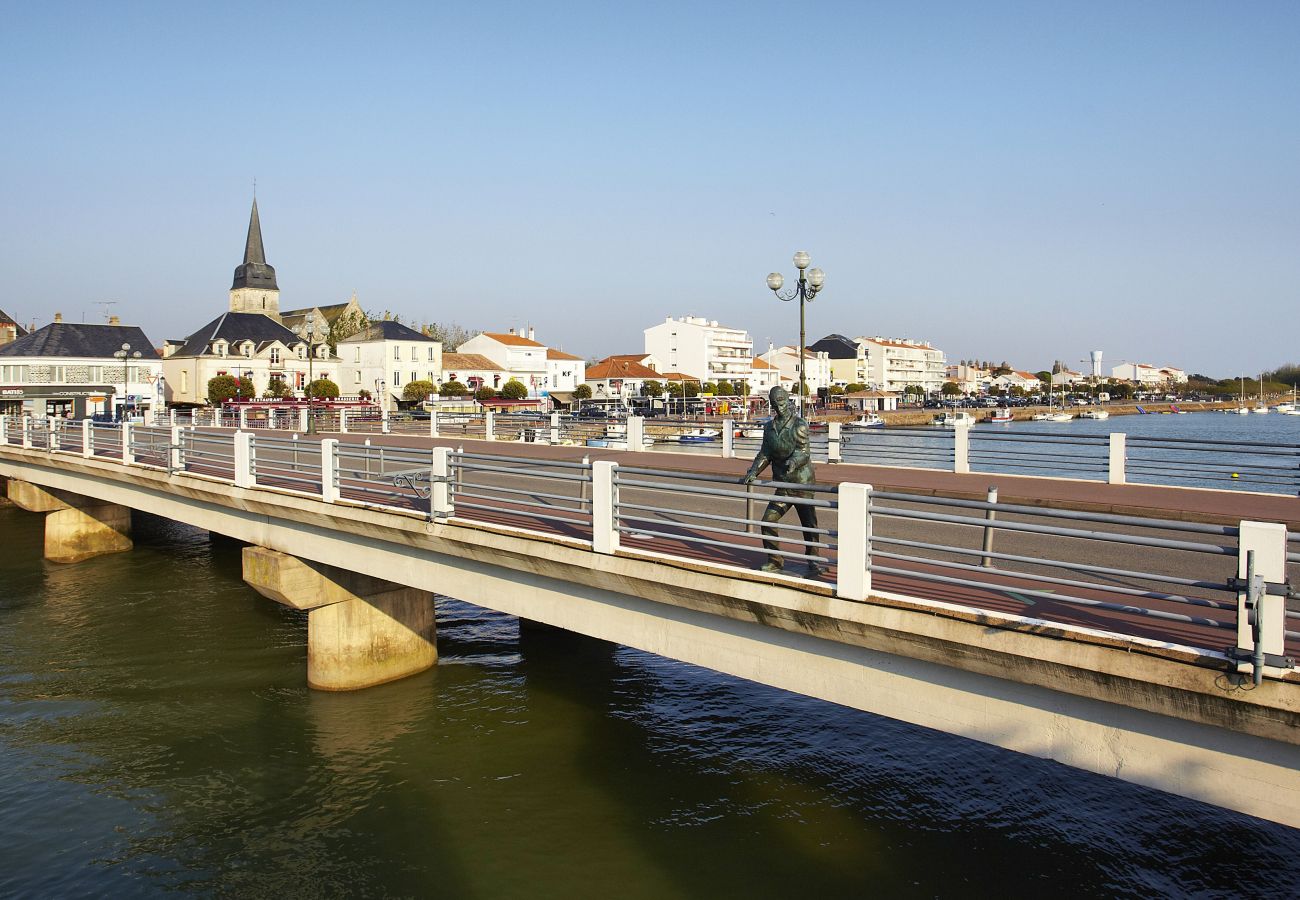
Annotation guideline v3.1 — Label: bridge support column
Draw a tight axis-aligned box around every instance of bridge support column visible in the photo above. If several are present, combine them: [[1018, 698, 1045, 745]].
[[6, 479, 133, 563], [241, 546, 437, 691]]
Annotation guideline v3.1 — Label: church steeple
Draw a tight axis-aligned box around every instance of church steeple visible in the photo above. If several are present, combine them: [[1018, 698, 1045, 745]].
[[231, 198, 278, 291], [229, 197, 281, 318]]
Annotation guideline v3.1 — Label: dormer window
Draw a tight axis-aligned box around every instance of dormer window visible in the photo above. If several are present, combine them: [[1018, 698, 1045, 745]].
[[213, 341, 228, 358], [242, 342, 253, 357], [297, 345, 306, 359]]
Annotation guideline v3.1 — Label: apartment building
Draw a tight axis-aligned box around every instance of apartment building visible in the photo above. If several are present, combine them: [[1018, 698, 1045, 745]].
[[337, 321, 441, 408], [643, 316, 753, 390], [457, 328, 550, 396], [857, 336, 947, 394]]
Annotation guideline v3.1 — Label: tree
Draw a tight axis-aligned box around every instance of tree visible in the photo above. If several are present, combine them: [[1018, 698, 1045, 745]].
[[307, 378, 339, 399], [701, 381, 718, 395], [403, 379, 436, 402], [734, 381, 750, 396], [327, 308, 370, 350], [665, 382, 683, 398], [207, 374, 254, 406], [422, 322, 478, 350], [904, 384, 925, 398], [439, 380, 468, 397], [641, 380, 663, 397], [358, 388, 373, 401], [1036, 371, 1052, 384], [941, 381, 962, 396], [845, 383, 866, 393], [714, 380, 734, 395], [474, 386, 497, 403], [500, 379, 528, 400], [1107, 380, 1135, 399], [828, 384, 844, 396], [573, 383, 593, 400], [263, 378, 291, 399], [684, 382, 700, 398]]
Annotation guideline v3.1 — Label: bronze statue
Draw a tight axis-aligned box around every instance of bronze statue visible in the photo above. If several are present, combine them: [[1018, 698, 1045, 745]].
[[740, 386, 822, 575]]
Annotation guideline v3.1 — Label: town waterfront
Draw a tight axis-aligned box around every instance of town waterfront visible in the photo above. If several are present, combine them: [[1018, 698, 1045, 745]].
[[2, 503, 1298, 897]]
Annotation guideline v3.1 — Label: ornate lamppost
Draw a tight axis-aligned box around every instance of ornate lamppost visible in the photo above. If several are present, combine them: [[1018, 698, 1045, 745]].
[[297, 311, 328, 434], [113, 342, 142, 421], [766, 251, 825, 417]]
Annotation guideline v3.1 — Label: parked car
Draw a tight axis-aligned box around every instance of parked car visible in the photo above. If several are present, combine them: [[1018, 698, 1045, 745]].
[[573, 406, 610, 419]]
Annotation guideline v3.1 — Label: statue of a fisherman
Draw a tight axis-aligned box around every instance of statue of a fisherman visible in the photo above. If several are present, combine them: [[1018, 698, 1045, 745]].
[[740, 386, 822, 575]]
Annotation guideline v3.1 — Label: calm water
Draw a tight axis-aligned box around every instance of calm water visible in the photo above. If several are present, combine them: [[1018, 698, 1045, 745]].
[[2, 498, 1299, 896]]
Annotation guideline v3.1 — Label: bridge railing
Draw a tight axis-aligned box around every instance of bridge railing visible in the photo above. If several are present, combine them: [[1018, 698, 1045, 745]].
[[5, 420, 1295, 675]]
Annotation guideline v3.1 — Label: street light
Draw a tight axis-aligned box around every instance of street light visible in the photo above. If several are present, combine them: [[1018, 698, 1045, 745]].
[[766, 250, 825, 417], [113, 342, 142, 421], [296, 312, 328, 434]]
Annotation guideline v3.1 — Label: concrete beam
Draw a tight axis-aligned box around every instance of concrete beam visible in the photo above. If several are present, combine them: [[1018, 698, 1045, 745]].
[[8, 478, 75, 512], [242, 546, 437, 691]]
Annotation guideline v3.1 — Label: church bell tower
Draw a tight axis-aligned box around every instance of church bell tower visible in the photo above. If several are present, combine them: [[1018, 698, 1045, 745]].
[[229, 198, 281, 319]]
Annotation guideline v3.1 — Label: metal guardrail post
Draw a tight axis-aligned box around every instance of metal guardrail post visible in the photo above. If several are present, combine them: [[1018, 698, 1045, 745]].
[[82, 420, 93, 458], [485, 410, 495, 441], [320, 439, 340, 502], [626, 415, 645, 452], [836, 482, 872, 601], [233, 431, 253, 488], [1235, 521, 1288, 682], [122, 422, 135, 465], [1108, 433, 1127, 485], [550, 413, 561, 444], [953, 419, 970, 474], [592, 460, 619, 554], [828, 422, 842, 463], [431, 447, 452, 519], [982, 485, 998, 567], [721, 419, 734, 459]]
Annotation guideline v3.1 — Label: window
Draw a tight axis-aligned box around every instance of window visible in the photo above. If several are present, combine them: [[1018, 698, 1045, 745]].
[[410, 371, 417, 385], [242, 343, 252, 357], [428, 347, 435, 361], [393, 346, 401, 361], [393, 372, 401, 386], [354, 370, 361, 384], [180, 370, 188, 393], [270, 347, 280, 365], [353, 347, 361, 363]]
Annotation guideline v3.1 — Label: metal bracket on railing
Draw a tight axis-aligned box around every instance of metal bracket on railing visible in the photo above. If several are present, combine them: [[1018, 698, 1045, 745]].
[[1226, 576, 1298, 599], [392, 470, 441, 501]]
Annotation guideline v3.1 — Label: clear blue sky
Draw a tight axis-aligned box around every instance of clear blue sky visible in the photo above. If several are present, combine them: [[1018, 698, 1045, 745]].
[[3, 1, 1297, 377]]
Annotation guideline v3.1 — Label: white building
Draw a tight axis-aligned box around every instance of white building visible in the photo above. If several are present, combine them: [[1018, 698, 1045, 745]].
[[439, 353, 510, 393], [749, 357, 787, 393], [457, 328, 550, 397], [990, 371, 1044, 393], [1051, 368, 1087, 387], [1111, 363, 1187, 386], [758, 346, 833, 394], [945, 363, 993, 395], [643, 315, 753, 390], [584, 356, 661, 401], [0, 315, 163, 419], [337, 321, 442, 408], [545, 349, 585, 393], [857, 336, 947, 395]]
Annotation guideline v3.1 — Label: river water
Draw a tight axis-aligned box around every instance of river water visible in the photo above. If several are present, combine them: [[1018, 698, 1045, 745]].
[[3, 423, 1300, 896]]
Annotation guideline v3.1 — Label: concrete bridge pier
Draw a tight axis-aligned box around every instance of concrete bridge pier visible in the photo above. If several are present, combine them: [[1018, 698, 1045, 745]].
[[5, 478, 133, 563], [241, 546, 437, 691]]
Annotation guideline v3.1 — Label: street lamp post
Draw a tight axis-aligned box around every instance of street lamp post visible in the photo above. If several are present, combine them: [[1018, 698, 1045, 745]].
[[113, 343, 142, 421], [297, 312, 328, 434], [766, 251, 825, 417]]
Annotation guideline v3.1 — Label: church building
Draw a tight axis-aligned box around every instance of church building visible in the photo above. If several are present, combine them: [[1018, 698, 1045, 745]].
[[162, 200, 338, 406]]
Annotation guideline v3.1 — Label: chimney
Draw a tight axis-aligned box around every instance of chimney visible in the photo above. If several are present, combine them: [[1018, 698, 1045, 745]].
[[508, 327, 516, 336], [53, 312, 63, 323], [108, 315, 120, 326], [527, 326, 535, 342]]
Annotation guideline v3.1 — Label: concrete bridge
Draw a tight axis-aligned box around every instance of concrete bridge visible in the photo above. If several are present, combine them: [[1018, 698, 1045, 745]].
[[1, 418, 1297, 828]]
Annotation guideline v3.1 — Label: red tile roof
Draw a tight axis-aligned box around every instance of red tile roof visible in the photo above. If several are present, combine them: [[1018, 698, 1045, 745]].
[[587, 358, 660, 380], [482, 332, 544, 347], [546, 348, 582, 361]]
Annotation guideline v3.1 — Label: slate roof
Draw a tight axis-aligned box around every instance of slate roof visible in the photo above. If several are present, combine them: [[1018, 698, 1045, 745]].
[[808, 334, 860, 359], [339, 321, 435, 343], [0, 323, 159, 359], [0, 308, 25, 334], [231, 199, 278, 291], [169, 312, 305, 358]]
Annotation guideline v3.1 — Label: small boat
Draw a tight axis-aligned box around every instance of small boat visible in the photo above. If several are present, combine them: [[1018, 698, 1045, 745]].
[[1233, 407, 1251, 415], [675, 428, 720, 443], [1078, 409, 1109, 420], [1033, 411, 1073, 422], [933, 411, 975, 427], [843, 413, 885, 429], [989, 408, 1013, 423]]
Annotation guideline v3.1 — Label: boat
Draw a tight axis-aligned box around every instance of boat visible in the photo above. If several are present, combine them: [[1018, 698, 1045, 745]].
[[1276, 386, 1299, 414], [989, 408, 1013, 423], [933, 411, 975, 427], [844, 413, 885, 429], [1078, 409, 1109, 420], [1252, 373, 1270, 412], [674, 428, 720, 443]]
